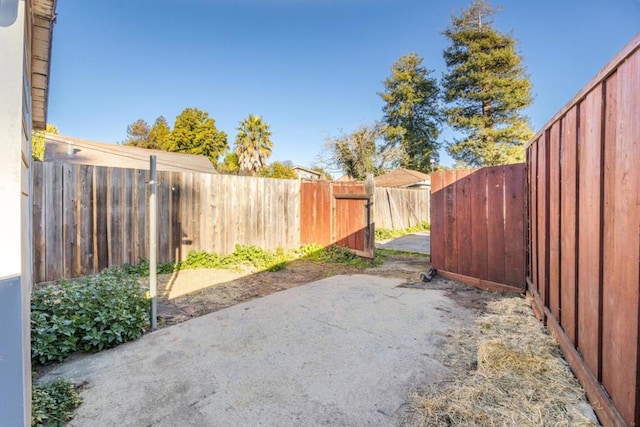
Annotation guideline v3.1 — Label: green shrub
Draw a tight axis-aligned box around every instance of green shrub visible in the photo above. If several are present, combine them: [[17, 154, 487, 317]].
[[122, 258, 176, 276], [31, 267, 150, 364], [32, 377, 82, 426], [181, 245, 291, 272]]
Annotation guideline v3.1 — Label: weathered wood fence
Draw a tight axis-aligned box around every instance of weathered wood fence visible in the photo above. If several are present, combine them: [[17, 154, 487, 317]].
[[374, 187, 430, 230], [526, 33, 640, 427], [430, 166, 526, 293], [32, 162, 302, 283], [32, 164, 410, 283]]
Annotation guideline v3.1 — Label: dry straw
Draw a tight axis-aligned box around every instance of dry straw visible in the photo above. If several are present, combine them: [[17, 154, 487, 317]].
[[405, 297, 598, 426]]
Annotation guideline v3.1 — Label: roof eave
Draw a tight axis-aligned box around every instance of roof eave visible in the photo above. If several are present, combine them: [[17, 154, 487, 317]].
[[30, 0, 57, 130]]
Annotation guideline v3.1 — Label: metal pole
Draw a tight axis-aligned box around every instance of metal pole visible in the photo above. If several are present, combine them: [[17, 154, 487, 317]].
[[149, 155, 157, 330]]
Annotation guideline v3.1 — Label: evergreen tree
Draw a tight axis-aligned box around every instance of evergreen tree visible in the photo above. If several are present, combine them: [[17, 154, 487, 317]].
[[165, 108, 228, 165], [235, 115, 273, 176], [123, 119, 150, 147], [257, 161, 298, 179], [218, 152, 240, 175], [379, 52, 441, 173], [148, 116, 170, 150], [442, 0, 533, 166]]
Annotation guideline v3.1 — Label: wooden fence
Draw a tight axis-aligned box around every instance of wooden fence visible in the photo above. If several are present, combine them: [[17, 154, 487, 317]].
[[33, 164, 406, 283], [32, 162, 301, 283], [430, 166, 526, 293], [526, 33, 640, 427], [374, 187, 430, 230]]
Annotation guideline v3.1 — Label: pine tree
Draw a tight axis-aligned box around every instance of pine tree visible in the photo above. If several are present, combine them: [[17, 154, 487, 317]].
[[123, 119, 150, 147], [164, 108, 228, 165], [148, 116, 170, 150], [379, 52, 441, 173], [442, 0, 533, 166], [235, 115, 273, 176]]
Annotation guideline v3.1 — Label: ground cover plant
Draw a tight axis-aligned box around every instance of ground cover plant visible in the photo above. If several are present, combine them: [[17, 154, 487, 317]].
[[31, 267, 150, 364], [31, 377, 82, 426]]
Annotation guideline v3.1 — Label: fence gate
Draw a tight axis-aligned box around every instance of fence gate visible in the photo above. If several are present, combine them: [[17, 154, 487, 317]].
[[300, 177, 375, 258], [430, 165, 526, 293]]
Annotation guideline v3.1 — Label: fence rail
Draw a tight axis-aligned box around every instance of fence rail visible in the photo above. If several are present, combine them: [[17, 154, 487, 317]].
[[526, 32, 640, 427]]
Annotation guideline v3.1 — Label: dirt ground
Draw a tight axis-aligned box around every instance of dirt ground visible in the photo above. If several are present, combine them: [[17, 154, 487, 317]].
[[140, 253, 501, 328]]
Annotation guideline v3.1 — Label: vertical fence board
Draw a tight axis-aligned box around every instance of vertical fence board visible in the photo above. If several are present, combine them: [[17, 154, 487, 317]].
[[78, 166, 94, 276], [559, 108, 578, 344], [443, 172, 458, 273], [94, 167, 108, 271], [602, 57, 640, 425], [135, 170, 147, 263], [529, 144, 539, 294], [537, 133, 549, 307], [470, 169, 488, 280], [548, 122, 561, 320], [62, 164, 78, 278], [32, 162, 45, 283], [504, 164, 525, 287], [577, 87, 603, 378], [486, 167, 506, 284], [455, 172, 472, 276]]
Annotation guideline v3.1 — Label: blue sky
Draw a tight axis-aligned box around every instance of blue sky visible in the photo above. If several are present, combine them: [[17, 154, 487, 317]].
[[48, 0, 639, 170]]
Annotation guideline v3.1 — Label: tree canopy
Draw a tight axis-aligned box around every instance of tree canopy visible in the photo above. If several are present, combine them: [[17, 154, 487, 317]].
[[149, 116, 170, 150], [258, 161, 298, 179], [123, 119, 151, 148], [32, 123, 58, 161], [442, 0, 533, 166], [235, 114, 273, 176], [380, 52, 441, 173], [164, 108, 228, 165]]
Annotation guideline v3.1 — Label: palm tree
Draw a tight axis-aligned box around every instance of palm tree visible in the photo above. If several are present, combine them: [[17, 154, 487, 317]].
[[235, 114, 273, 176]]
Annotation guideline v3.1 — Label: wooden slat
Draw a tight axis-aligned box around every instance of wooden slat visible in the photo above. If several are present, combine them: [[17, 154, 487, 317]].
[[107, 168, 123, 267], [602, 56, 640, 425], [62, 164, 78, 278], [504, 164, 525, 289], [486, 166, 506, 284], [455, 171, 472, 276], [77, 165, 94, 276], [32, 162, 45, 283], [559, 107, 578, 343], [135, 170, 147, 262], [577, 86, 604, 378], [430, 172, 445, 268], [537, 133, 549, 310], [469, 168, 488, 279], [548, 122, 561, 320], [122, 168, 134, 264], [443, 171, 458, 272], [529, 143, 539, 295], [94, 167, 109, 271]]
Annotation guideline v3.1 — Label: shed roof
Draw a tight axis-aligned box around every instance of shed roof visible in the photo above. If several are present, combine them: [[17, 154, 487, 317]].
[[44, 134, 218, 174], [374, 168, 431, 188], [31, 0, 57, 130]]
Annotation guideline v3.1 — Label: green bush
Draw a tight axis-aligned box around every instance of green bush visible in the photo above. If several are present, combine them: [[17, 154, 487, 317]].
[[122, 258, 176, 276], [32, 377, 82, 426], [31, 267, 150, 364], [181, 245, 291, 272]]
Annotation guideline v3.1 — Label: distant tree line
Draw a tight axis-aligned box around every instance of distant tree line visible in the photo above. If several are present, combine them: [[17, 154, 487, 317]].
[[321, 0, 533, 179]]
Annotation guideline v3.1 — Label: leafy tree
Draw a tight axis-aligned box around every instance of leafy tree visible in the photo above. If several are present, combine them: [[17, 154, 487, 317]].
[[123, 119, 151, 147], [380, 52, 441, 173], [148, 116, 170, 150], [442, 0, 533, 166], [322, 123, 399, 180], [311, 166, 333, 181], [32, 123, 59, 161], [218, 152, 240, 174], [258, 161, 298, 179], [164, 108, 228, 165], [235, 114, 273, 176]]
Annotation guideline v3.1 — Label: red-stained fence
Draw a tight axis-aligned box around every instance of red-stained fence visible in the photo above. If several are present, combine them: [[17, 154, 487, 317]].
[[430, 166, 526, 293], [526, 33, 640, 427]]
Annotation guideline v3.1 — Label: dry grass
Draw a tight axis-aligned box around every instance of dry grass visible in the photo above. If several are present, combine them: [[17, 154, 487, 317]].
[[404, 297, 598, 426]]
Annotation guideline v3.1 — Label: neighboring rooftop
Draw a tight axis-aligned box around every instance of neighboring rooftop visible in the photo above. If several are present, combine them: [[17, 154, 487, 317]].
[[374, 168, 431, 188], [293, 166, 322, 180], [44, 134, 217, 174]]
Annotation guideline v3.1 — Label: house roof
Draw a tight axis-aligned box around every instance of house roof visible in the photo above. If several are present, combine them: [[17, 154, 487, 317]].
[[374, 168, 431, 188], [31, 0, 57, 130], [44, 134, 218, 174]]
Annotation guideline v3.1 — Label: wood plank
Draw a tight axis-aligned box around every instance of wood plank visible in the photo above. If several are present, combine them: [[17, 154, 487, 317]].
[[32, 162, 45, 283], [430, 172, 445, 268], [470, 168, 488, 279], [529, 143, 539, 294], [443, 171, 458, 272], [577, 86, 604, 378], [168, 172, 180, 261], [62, 164, 78, 278], [548, 122, 561, 320], [503, 163, 525, 289], [560, 107, 579, 344], [455, 171, 472, 276], [537, 132, 549, 310], [122, 168, 135, 264], [602, 56, 640, 426], [78, 166, 94, 276], [438, 270, 524, 294], [107, 168, 124, 267], [94, 167, 109, 271], [135, 170, 147, 262], [486, 166, 506, 284]]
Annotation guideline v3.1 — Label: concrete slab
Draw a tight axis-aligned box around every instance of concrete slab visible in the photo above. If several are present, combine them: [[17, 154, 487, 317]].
[[45, 274, 474, 426], [377, 232, 431, 255]]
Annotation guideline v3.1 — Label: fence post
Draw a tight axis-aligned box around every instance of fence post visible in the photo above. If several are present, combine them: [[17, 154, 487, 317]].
[[149, 156, 157, 330]]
